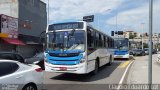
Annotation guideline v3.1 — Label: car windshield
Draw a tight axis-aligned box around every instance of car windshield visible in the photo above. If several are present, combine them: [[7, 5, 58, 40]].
[[134, 49, 142, 52], [47, 30, 85, 51], [144, 49, 149, 51]]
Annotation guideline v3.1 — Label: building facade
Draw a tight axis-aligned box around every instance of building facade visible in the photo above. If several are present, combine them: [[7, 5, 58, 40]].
[[130, 36, 160, 49], [0, 0, 47, 58], [124, 31, 137, 39]]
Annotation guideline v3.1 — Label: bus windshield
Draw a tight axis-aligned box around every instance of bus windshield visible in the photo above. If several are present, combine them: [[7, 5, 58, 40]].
[[47, 30, 85, 51], [114, 38, 129, 50]]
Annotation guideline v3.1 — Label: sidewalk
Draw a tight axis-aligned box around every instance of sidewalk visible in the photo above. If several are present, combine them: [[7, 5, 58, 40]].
[[127, 54, 160, 84]]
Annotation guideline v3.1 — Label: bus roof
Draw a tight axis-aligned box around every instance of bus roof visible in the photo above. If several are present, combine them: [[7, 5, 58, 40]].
[[48, 21, 113, 39]]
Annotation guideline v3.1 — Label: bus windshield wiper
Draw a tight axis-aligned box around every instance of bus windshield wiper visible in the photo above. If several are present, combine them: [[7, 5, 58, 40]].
[[66, 29, 75, 48]]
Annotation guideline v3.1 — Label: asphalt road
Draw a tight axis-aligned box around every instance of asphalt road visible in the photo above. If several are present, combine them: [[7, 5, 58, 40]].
[[43, 60, 133, 90]]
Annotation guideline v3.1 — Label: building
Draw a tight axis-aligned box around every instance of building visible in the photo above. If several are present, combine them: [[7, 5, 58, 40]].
[[0, 0, 47, 58], [130, 33, 160, 48], [153, 33, 159, 38], [124, 31, 137, 39], [111, 30, 137, 39]]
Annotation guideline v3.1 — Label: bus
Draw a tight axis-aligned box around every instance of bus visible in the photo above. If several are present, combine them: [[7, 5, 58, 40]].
[[44, 21, 114, 74], [113, 38, 130, 59]]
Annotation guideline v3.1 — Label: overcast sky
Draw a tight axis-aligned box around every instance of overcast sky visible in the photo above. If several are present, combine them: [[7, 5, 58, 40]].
[[41, 0, 160, 35]]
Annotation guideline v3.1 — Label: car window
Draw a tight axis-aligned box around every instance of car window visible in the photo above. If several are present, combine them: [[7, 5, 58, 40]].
[[0, 53, 15, 60], [0, 62, 19, 77], [11, 62, 19, 71]]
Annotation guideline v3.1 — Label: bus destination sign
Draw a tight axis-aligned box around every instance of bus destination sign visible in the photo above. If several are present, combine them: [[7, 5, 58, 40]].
[[48, 22, 83, 31]]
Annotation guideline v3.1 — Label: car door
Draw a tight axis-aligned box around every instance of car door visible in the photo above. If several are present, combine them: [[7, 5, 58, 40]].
[[0, 62, 24, 84]]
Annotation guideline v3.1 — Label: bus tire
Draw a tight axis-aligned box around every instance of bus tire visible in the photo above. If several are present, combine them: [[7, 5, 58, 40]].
[[107, 55, 112, 66], [91, 59, 99, 75]]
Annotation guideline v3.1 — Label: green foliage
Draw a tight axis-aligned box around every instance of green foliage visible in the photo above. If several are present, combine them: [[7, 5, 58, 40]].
[[129, 34, 137, 39], [143, 43, 149, 48]]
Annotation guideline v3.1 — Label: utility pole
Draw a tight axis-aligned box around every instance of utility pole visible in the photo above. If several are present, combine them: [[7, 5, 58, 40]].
[[48, 0, 50, 24], [116, 11, 118, 38], [149, 0, 153, 90], [141, 23, 145, 50]]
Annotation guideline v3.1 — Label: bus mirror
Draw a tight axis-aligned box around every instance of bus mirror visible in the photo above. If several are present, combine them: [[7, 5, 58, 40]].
[[118, 46, 122, 50], [130, 51, 133, 55], [59, 43, 64, 49], [70, 29, 75, 36], [40, 31, 46, 44]]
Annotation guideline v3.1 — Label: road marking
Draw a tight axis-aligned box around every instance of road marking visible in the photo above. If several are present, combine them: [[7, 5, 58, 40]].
[[117, 60, 134, 90], [119, 61, 130, 68]]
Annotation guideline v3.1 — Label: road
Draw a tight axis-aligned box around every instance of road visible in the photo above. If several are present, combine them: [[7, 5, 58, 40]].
[[44, 54, 160, 90], [43, 59, 133, 90], [42, 54, 160, 90]]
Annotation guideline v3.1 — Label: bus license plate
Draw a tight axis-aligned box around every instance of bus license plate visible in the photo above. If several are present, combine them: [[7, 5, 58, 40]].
[[116, 56, 122, 58], [59, 67, 67, 71]]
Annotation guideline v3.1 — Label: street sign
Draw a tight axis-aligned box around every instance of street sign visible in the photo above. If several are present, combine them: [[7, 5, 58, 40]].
[[111, 31, 114, 36], [118, 31, 123, 35], [0, 33, 8, 38], [0, 14, 18, 38], [83, 15, 94, 22]]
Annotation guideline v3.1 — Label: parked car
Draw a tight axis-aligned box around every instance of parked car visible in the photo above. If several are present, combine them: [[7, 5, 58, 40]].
[[0, 52, 25, 63], [132, 49, 145, 56], [25, 52, 45, 70], [144, 48, 149, 55], [152, 49, 157, 54], [0, 60, 43, 90]]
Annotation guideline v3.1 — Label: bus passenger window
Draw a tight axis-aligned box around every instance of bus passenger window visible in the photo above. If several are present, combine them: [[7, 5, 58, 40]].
[[87, 29, 94, 48]]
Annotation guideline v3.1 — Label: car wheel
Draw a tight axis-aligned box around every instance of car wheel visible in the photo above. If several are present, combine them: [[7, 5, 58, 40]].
[[23, 84, 37, 90], [91, 60, 99, 75]]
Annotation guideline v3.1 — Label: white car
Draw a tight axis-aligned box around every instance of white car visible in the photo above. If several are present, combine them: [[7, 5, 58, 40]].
[[0, 60, 43, 90]]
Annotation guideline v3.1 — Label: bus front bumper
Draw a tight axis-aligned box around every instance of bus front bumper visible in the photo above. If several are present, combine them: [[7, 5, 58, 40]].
[[114, 54, 129, 59], [45, 62, 87, 74]]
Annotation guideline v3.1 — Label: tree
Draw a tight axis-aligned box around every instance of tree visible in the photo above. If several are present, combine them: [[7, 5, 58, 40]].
[[129, 34, 137, 39], [143, 43, 149, 48]]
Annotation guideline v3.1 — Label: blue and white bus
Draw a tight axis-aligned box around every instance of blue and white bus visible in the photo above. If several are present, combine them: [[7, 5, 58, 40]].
[[114, 38, 130, 59], [44, 21, 114, 74]]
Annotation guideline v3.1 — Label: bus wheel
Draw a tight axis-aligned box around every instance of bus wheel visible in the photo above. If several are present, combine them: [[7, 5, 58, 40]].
[[107, 56, 112, 66], [92, 60, 99, 75]]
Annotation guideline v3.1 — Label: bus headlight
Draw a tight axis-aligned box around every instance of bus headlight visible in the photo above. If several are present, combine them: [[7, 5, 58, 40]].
[[44, 57, 48, 63], [80, 53, 86, 63], [80, 59, 85, 63], [44, 53, 49, 63]]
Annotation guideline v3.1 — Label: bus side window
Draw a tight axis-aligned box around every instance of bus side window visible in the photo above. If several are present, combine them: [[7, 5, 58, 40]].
[[99, 34, 101, 47], [95, 32, 99, 48], [107, 37, 110, 48], [87, 28, 94, 48], [101, 35, 104, 47], [106, 37, 108, 48], [104, 36, 106, 48]]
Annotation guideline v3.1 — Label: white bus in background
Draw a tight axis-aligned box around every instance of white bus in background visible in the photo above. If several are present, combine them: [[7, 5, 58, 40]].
[[44, 21, 114, 74]]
